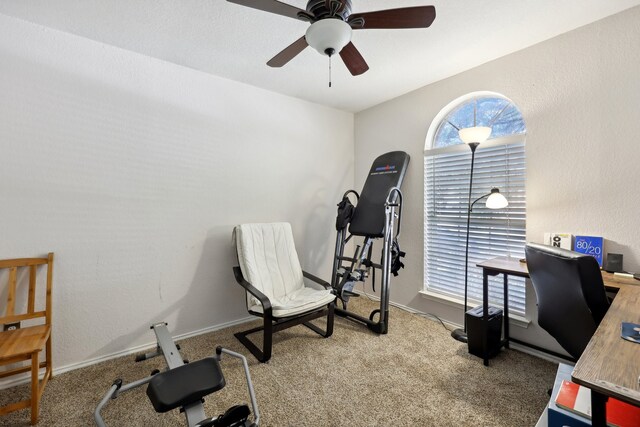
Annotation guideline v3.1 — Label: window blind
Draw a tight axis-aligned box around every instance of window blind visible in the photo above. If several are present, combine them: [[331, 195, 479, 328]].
[[424, 141, 526, 314]]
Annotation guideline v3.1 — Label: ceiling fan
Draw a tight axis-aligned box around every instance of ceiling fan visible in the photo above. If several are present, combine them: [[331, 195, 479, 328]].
[[227, 0, 436, 77]]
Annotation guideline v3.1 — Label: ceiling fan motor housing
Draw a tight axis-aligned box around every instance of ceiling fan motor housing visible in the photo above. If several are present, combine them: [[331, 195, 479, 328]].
[[306, 0, 352, 21]]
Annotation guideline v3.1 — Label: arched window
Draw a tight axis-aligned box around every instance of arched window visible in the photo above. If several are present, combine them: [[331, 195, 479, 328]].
[[424, 92, 527, 315]]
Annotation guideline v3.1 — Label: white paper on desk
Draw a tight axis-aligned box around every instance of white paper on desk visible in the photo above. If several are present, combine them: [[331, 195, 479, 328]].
[[544, 232, 573, 250]]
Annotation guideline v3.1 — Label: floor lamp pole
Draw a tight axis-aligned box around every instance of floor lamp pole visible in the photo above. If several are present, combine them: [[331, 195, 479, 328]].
[[451, 141, 479, 343]]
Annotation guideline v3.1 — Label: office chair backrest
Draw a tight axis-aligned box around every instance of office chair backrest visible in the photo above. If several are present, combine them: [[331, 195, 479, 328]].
[[525, 243, 609, 360]]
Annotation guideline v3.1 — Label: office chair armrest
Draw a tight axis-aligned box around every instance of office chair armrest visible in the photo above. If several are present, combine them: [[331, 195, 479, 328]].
[[302, 270, 331, 290], [233, 266, 273, 314]]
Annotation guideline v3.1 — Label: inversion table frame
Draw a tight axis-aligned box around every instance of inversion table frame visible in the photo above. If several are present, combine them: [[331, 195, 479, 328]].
[[331, 151, 409, 334]]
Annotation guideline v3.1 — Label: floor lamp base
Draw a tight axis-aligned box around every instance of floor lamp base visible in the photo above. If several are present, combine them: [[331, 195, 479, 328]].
[[451, 328, 468, 343]]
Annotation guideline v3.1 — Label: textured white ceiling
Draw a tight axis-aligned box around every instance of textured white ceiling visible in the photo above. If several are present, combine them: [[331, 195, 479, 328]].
[[1, 0, 639, 112]]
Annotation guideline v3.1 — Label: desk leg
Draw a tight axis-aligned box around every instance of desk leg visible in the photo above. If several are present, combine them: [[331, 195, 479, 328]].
[[503, 274, 509, 349], [482, 269, 489, 366], [591, 391, 607, 427]]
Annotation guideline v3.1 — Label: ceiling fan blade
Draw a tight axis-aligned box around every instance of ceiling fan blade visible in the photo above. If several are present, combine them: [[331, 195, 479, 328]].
[[348, 6, 436, 29], [227, 0, 312, 22], [267, 36, 309, 68], [339, 42, 369, 76]]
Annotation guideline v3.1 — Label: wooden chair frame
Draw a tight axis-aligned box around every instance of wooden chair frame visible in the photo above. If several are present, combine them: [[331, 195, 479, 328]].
[[0, 253, 54, 425], [233, 267, 334, 363]]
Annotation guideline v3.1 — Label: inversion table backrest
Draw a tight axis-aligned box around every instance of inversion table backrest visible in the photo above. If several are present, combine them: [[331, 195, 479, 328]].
[[349, 151, 410, 238]]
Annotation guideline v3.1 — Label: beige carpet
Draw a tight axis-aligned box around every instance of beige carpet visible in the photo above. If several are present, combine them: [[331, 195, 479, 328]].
[[0, 298, 555, 426]]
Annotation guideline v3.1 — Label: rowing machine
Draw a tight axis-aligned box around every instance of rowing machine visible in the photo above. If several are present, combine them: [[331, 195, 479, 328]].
[[94, 323, 259, 427]]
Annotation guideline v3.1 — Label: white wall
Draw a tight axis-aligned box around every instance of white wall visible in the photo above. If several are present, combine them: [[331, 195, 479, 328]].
[[0, 14, 353, 371], [354, 7, 640, 353]]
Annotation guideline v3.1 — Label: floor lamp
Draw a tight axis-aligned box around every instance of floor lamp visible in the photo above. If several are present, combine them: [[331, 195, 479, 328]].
[[450, 126, 509, 344]]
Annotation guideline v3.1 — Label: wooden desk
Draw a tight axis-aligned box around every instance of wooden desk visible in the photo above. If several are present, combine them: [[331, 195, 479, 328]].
[[475, 256, 637, 366], [571, 285, 640, 427], [599, 271, 640, 291], [475, 257, 530, 366]]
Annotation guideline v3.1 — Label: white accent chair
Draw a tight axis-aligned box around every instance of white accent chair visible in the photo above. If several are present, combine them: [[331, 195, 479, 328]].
[[232, 223, 335, 362]]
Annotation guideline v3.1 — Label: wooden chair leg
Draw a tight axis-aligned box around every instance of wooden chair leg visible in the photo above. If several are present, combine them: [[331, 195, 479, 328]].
[[46, 335, 53, 379], [30, 352, 39, 425]]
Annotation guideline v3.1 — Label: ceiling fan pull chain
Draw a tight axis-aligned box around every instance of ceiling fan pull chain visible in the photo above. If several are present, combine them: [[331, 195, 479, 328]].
[[329, 54, 332, 88]]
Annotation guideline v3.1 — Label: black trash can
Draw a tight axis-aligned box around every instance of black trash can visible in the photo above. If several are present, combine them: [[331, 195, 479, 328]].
[[466, 305, 503, 359]]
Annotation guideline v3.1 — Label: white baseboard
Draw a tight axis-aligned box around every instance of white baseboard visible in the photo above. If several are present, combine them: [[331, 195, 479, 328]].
[[353, 291, 569, 365], [0, 316, 255, 390], [509, 342, 572, 365], [351, 289, 461, 330]]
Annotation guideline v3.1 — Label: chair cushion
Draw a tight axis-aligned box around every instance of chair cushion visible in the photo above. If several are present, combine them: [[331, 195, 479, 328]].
[[249, 289, 336, 318], [234, 223, 305, 301], [146, 357, 225, 413], [234, 222, 334, 317]]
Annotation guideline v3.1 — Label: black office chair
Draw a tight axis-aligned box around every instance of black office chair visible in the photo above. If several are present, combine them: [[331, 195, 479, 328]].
[[525, 243, 610, 360]]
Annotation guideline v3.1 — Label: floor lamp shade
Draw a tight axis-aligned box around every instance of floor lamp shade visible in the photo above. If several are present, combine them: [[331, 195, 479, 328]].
[[485, 188, 508, 209], [459, 126, 492, 144]]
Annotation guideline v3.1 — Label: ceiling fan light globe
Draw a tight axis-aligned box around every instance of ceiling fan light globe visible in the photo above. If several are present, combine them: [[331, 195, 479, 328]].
[[305, 18, 352, 56]]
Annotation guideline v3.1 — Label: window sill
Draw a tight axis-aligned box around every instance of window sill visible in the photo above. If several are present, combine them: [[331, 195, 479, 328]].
[[418, 289, 531, 329]]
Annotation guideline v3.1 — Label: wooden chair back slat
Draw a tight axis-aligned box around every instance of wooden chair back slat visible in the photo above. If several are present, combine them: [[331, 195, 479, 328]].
[[1, 312, 47, 325], [28, 265, 37, 314], [0, 258, 48, 269], [6, 267, 17, 317]]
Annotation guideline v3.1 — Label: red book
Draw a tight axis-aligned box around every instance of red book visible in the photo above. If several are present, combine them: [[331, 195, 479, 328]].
[[555, 380, 640, 427]]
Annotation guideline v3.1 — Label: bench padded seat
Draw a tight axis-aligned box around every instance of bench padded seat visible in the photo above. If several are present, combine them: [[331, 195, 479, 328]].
[[146, 357, 225, 413]]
